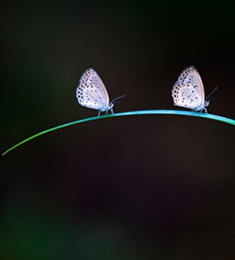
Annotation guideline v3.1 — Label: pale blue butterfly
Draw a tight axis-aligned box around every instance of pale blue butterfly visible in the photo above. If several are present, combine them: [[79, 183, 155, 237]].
[[76, 68, 126, 116], [172, 66, 218, 113]]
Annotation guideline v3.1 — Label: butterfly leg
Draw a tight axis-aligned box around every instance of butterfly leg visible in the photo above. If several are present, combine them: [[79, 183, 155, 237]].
[[199, 108, 207, 113], [191, 109, 197, 115], [98, 110, 101, 117], [110, 108, 114, 114]]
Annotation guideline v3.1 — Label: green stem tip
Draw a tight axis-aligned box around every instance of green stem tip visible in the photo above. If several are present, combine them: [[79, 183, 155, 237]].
[[2, 109, 235, 156]]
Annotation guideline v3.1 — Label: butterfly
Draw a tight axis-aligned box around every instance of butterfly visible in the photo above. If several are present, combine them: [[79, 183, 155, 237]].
[[172, 66, 217, 113], [76, 68, 126, 116]]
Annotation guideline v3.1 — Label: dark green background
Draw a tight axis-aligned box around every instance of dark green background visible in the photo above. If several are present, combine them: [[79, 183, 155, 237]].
[[1, 1, 235, 259]]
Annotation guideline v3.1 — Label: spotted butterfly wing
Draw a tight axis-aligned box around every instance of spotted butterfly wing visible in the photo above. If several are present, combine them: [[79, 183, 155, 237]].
[[76, 68, 110, 111], [172, 66, 207, 111]]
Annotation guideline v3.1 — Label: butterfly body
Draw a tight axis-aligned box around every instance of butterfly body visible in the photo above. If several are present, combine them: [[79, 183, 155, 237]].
[[76, 68, 114, 115], [172, 66, 209, 113]]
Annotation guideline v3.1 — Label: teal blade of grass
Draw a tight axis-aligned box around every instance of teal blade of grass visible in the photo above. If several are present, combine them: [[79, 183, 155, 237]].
[[2, 110, 235, 156]]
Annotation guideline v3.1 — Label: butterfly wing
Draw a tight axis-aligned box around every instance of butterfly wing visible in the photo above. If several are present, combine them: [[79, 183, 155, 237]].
[[172, 66, 206, 110], [76, 68, 110, 111]]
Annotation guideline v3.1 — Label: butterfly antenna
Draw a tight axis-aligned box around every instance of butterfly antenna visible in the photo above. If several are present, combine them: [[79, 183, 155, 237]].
[[209, 96, 221, 101], [111, 94, 127, 104], [206, 87, 218, 101]]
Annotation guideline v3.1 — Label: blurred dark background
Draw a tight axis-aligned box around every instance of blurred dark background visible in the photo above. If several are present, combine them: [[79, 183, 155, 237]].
[[1, 1, 235, 259]]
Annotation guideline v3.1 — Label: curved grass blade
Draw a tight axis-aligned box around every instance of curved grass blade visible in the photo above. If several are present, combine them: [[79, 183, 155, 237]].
[[2, 110, 235, 156]]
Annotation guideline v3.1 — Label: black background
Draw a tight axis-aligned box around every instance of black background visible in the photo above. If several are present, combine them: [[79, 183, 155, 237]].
[[1, 1, 235, 259]]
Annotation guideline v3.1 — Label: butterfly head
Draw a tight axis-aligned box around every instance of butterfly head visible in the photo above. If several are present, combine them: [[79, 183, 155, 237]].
[[102, 94, 127, 114], [106, 102, 114, 111]]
